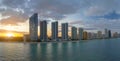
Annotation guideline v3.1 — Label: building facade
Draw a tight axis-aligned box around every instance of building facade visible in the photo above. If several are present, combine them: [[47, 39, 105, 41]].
[[29, 13, 38, 41], [71, 27, 77, 40], [108, 30, 112, 38], [97, 31, 102, 39], [51, 21, 58, 41], [78, 28, 83, 40], [40, 20, 47, 41], [87, 32, 92, 40], [113, 32, 118, 38], [62, 23, 68, 40], [83, 31, 88, 40], [105, 29, 109, 38]]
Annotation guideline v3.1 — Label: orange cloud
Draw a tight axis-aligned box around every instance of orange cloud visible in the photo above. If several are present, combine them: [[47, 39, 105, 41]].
[[0, 16, 27, 25]]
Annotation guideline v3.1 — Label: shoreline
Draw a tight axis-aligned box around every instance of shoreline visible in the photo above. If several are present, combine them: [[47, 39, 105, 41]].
[[0, 38, 120, 43]]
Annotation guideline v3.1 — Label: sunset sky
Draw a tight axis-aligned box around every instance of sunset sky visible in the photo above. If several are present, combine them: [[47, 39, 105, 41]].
[[0, 0, 120, 37]]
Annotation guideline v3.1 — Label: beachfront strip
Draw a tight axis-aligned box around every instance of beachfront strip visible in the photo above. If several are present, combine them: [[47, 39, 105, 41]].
[[24, 13, 120, 42]]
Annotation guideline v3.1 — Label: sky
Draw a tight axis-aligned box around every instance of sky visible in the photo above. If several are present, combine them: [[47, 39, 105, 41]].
[[0, 0, 120, 36]]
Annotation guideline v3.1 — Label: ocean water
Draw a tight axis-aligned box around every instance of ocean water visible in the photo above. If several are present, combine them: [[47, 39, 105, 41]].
[[0, 39, 120, 61]]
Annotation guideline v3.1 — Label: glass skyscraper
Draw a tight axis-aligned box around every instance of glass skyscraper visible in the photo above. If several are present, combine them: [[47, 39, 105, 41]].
[[40, 20, 47, 41], [78, 28, 83, 40], [29, 13, 38, 41], [62, 23, 68, 40], [97, 31, 102, 39], [71, 27, 77, 40], [105, 29, 109, 38], [108, 30, 112, 38], [51, 21, 58, 41]]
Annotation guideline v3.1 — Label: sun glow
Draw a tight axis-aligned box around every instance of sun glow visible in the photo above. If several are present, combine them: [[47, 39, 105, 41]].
[[0, 32, 23, 37], [6, 33, 14, 37]]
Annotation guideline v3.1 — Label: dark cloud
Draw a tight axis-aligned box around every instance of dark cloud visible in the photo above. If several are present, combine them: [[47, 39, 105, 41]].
[[101, 11, 120, 20], [0, 0, 120, 33], [69, 20, 83, 25], [89, 11, 120, 20], [28, 0, 80, 20], [84, 28, 97, 30], [2, 0, 25, 8], [0, 0, 81, 25], [89, 19, 120, 30]]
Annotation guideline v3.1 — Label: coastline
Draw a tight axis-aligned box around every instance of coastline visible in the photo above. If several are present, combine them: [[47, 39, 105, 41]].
[[0, 38, 119, 44]]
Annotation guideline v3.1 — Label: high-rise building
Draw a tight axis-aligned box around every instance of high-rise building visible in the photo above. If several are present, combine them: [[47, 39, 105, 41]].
[[118, 34, 120, 38], [87, 32, 92, 40], [97, 31, 102, 39], [29, 13, 38, 41], [62, 23, 68, 40], [105, 29, 109, 38], [40, 20, 47, 41], [71, 27, 77, 40], [51, 21, 58, 41], [78, 28, 83, 40], [108, 30, 112, 38], [23, 34, 29, 42], [113, 32, 118, 38], [83, 31, 88, 40], [92, 33, 97, 39]]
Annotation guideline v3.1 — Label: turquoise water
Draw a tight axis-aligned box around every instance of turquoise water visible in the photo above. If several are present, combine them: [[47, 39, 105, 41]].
[[0, 39, 120, 61]]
